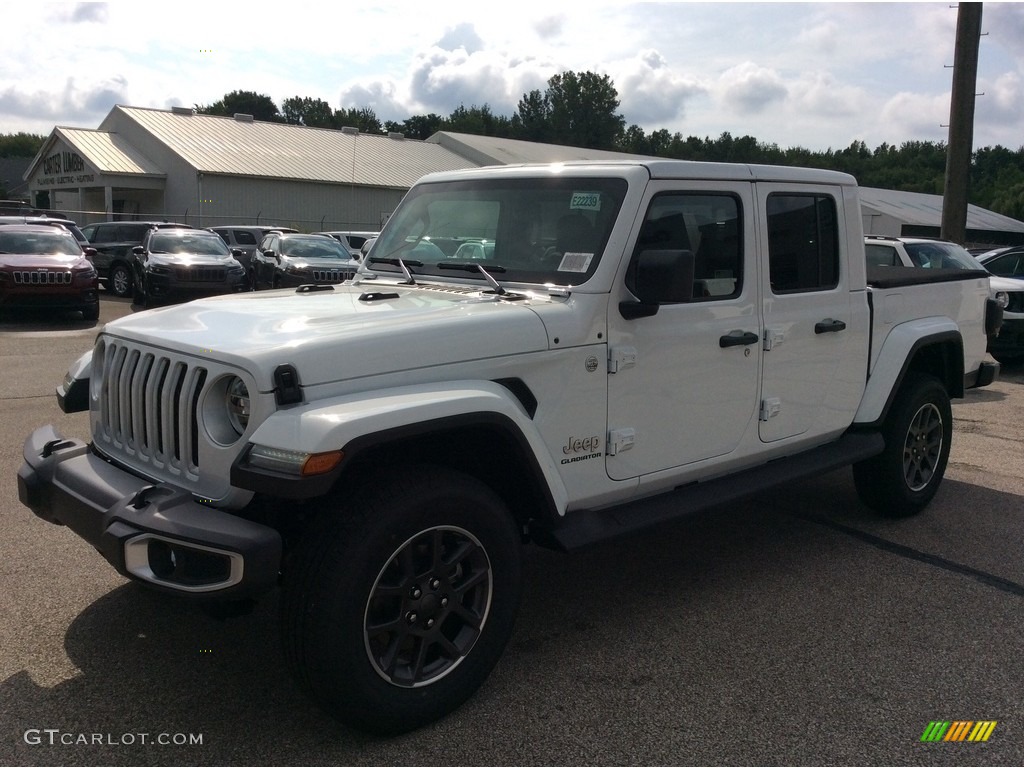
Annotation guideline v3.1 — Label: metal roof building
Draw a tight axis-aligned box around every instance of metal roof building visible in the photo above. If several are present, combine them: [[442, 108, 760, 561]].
[[859, 186, 1024, 247], [24, 106, 1024, 245], [25, 106, 479, 231]]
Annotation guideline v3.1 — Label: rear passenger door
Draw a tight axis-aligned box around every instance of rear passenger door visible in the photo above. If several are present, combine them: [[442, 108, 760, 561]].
[[756, 186, 865, 444]]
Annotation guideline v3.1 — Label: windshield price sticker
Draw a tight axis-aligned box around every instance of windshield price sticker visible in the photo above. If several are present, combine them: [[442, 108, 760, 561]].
[[558, 252, 594, 273], [570, 192, 601, 211]]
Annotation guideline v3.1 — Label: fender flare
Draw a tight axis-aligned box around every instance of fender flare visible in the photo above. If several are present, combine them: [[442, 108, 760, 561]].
[[855, 319, 963, 426], [234, 380, 569, 512]]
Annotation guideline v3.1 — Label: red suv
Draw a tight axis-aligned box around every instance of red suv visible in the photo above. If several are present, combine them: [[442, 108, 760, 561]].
[[0, 224, 100, 321]]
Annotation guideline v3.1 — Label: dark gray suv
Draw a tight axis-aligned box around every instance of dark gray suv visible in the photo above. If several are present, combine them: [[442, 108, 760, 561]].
[[80, 221, 189, 297], [131, 227, 248, 307]]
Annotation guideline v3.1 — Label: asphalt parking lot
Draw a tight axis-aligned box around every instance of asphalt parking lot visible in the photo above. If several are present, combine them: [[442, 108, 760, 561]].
[[0, 295, 1022, 766]]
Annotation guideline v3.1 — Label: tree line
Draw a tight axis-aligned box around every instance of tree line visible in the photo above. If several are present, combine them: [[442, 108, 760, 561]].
[[3, 71, 1023, 219]]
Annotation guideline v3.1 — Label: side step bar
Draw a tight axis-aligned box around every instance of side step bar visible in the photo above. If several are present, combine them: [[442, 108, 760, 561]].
[[534, 432, 884, 552]]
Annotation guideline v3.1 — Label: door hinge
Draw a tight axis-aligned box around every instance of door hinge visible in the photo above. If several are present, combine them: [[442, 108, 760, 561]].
[[760, 397, 782, 421], [764, 328, 785, 351], [607, 428, 636, 456], [608, 346, 637, 373]]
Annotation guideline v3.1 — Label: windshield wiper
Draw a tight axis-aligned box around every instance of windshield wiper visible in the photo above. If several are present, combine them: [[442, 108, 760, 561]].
[[369, 257, 422, 285], [437, 261, 509, 295]]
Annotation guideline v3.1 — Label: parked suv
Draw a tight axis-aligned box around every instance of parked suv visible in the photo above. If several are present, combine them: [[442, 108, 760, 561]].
[[0, 216, 88, 247], [0, 224, 99, 320], [976, 246, 1024, 365], [252, 232, 358, 289], [209, 225, 298, 275], [80, 221, 189, 297], [314, 230, 379, 258], [131, 227, 247, 307]]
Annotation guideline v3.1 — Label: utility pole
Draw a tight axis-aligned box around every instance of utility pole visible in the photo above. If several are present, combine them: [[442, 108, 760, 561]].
[[940, 2, 983, 244]]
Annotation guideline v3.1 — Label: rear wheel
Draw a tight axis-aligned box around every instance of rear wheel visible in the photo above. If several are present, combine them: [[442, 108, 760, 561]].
[[281, 466, 522, 734], [853, 373, 952, 517]]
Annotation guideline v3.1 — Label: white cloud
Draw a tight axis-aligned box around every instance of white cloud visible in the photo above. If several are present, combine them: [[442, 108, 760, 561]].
[[615, 50, 706, 127], [790, 72, 867, 120], [69, 2, 109, 23], [718, 62, 788, 115], [0, 76, 128, 124], [878, 91, 950, 145]]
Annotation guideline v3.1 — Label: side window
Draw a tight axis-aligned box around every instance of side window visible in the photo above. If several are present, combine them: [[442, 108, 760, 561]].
[[635, 192, 743, 300], [117, 224, 147, 242], [233, 230, 257, 245], [987, 253, 1023, 277], [767, 194, 839, 292], [91, 224, 115, 244], [865, 243, 899, 267]]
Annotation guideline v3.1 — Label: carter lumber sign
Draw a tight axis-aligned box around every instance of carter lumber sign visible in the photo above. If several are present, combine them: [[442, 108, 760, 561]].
[[35, 150, 95, 187]]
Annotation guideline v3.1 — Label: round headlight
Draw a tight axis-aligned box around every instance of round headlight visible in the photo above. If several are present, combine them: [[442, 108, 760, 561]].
[[225, 377, 250, 435], [994, 290, 1009, 309]]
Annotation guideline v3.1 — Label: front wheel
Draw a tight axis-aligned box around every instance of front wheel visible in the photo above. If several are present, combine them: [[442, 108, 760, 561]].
[[281, 467, 523, 734], [853, 373, 952, 517], [108, 263, 133, 297]]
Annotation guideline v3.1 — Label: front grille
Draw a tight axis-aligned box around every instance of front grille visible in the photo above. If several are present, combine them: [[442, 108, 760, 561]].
[[96, 340, 208, 477], [174, 266, 226, 283], [311, 269, 354, 283], [13, 270, 72, 285]]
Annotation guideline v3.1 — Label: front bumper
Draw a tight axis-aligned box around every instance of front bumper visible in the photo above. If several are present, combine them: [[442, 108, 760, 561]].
[[18, 425, 281, 599], [144, 270, 248, 300]]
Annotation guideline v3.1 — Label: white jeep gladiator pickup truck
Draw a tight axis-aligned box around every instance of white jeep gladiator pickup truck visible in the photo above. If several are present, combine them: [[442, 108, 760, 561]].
[[19, 160, 1001, 734]]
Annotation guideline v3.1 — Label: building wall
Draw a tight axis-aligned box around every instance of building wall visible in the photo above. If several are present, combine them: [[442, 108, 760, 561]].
[[197, 175, 405, 232]]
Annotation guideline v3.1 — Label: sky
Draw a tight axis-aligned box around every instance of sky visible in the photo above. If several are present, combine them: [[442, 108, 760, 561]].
[[1, 1, 1022, 153]]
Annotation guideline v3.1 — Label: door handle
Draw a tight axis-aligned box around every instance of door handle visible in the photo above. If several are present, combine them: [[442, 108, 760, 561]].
[[719, 330, 760, 348], [814, 319, 847, 334]]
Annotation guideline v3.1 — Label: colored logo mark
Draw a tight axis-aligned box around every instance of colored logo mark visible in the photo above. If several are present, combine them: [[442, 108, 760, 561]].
[[921, 721, 997, 742]]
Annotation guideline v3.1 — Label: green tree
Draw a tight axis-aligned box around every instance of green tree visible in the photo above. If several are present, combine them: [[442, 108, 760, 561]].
[[512, 89, 551, 143], [196, 90, 283, 122], [544, 71, 625, 150], [0, 132, 46, 157], [443, 104, 511, 137], [334, 107, 383, 134], [386, 113, 444, 140], [282, 96, 335, 128]]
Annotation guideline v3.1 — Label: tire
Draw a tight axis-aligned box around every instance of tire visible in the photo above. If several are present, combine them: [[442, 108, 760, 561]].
[[853, 373, 952, 517], [281, 466, 522, 734], [81, 304, 99, 322], [109, 263, 133, 298]]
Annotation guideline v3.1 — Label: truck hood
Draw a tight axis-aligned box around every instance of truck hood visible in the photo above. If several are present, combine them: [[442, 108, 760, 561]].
[[102, 282, 553, 389]]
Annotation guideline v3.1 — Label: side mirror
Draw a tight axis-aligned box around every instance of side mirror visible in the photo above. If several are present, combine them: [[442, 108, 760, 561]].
[[131, 245, 144, 256], [231, 248, 244, 258], [620, 249, 695, 319], [83, 246, 98, 257]]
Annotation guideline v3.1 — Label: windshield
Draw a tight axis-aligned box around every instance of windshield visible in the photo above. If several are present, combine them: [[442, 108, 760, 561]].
[[904, 241, 983, 270], [150, 231, 231, 256], [280, 236, 351, 259], [0, 230, 82, 255], [368, 176, 627, 285]]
